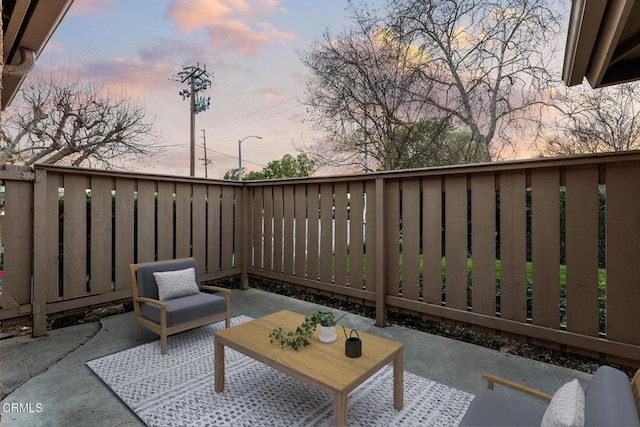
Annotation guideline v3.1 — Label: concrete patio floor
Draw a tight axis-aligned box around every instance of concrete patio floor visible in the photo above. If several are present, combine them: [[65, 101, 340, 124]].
[[1, 288, 591, 426]]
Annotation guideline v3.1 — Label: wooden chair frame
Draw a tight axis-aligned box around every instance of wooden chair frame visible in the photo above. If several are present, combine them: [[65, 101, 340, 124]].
[[130, 258, 231, 354]]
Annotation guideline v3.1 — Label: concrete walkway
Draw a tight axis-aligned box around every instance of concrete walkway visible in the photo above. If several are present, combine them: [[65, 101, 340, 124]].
[[0, 288, 591, 426]]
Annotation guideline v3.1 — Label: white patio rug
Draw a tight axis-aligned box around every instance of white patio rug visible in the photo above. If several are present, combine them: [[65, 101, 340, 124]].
[[87, 316, 474, 426]]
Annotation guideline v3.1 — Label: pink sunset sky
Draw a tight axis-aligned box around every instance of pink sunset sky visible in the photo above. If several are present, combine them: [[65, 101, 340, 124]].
[[22, 0, 568, 177], [31, 0, 389, 178]]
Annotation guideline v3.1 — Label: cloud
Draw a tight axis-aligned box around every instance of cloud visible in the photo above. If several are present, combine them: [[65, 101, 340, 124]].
[[165, 0, 295, 55], [69, 0, 117, 15]]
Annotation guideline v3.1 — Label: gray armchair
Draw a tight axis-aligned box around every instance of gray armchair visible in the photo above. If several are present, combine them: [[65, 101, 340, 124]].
[[129, 257, 230, 354]]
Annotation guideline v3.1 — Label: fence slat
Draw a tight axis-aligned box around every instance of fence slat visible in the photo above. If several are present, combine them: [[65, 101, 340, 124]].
[[319, 183, 333, 283], [63, 174, 88, 297], [401, 178, 420, 301], [334, 182, 348, 286], [263, 187, 274, 272], [349, 182, 364, 289], [365, 181, 376, 292], [606, 161, 640, 345], [136, 180, 155, 263], [90, 176, 113, 294], [192, 184, 207, 269], [3, 180, 33, 304], [471, 173, 496, 316], [307, 184, 319, 280], [386, 180, 400, 296], [283, 185, 294, 275], [221, 186, 234, 270], [422, 177, 442, 305], [157, 182, 174, 261], [565, 165, 600, 336], [294, 184, 307, 277], [273, 186, 284, 273], [444, 175, 468, 310], [499, 171, 527, 322], [531, 168, 560, 329], [252, 187, 264, 269], [175, 182, 191, 259], [207, 184, 222, 272], [114, 178, 135, 291]]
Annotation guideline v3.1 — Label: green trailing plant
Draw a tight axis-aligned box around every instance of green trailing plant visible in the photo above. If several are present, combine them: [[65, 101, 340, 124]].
[[268, 311, 336, 351]]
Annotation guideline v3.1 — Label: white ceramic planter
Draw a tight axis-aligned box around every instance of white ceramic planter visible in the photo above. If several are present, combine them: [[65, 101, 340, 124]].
[[318, 325, 337, 343]]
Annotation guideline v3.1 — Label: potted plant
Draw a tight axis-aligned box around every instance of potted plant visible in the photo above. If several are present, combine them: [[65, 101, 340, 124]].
[[268, 311, 341, 350], [311, 311, 337, 343]]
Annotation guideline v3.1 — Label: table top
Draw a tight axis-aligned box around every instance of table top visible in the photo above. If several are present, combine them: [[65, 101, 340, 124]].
[[214, 310, 404, 394]]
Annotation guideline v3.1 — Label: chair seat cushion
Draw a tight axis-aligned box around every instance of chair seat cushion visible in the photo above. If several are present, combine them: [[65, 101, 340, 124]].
[[141, 292, 227, 327], [459, 389, 547, 426]]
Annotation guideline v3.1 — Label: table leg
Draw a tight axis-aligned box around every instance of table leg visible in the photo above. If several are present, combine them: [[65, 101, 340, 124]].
[[333, 391, 348, 427], [214, 337, 225, 392], [393, 347, 404, 410]]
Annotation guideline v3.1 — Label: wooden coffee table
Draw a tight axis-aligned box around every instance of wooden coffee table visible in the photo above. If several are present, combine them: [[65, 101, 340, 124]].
[[214, 310, 404, 426]]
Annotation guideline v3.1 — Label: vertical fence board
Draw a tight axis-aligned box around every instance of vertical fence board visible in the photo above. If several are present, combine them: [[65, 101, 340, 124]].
[[46, 173, 62, 301], [136, 180, 155, 263], [401, 178, 420, 301], [365, 181, 376, 292], [334, 182, 348, 286], [499, 171, 527, 322], [422, 177, 442, 305], [63, 174, 88, 297], [444, 175, 468, 310], [470, 173, 497, 316], [531, 168, 560, 328], [90, 176, 113, 294], [157, 182, 174, 260], [192, 184, 207, 269], [565, 165, 600, 336], [236, 185, 244, 270], [349, 182, 364, 288], [386, 180, 401, 296], [252, 187, 264, 269], [294, 184, 307, 277], [4, 180, 33, 304], [207, 184, 221, 272], [307, 184, 319, 280], [606, 162, 640, 344], [273, 186, 284, 274], [283, 186, 294, 275], [263, 187, 274, 271], [175, 183, 191, 259], [319, 183, 333, 283], [221, 186, 234, 270], [114, 178, 134, 291]]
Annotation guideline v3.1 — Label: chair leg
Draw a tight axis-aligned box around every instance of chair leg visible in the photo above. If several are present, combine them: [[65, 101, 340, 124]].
[[134, 319, 140, 341], [161, 334, 168, 355], [225, 313, 230, 328]]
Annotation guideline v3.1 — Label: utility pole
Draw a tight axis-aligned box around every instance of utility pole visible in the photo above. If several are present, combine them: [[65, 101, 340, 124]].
[[199, 129, 212, 178], [173, 63, 212, 177]]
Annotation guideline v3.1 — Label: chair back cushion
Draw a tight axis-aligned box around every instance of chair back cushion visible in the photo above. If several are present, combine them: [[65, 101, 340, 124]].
[[585, 365, 640, 426], [136, 259, 199, 300]]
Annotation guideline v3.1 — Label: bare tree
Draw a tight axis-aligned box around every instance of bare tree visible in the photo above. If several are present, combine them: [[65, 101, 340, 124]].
[[0, 76, 162, 168], [301, 3, 462, 171], [541, 83, 640, 156], [387, 0, 564, 161]]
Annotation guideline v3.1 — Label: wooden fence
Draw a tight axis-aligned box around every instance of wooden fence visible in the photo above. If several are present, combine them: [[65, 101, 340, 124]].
[[1, 152, 640, 366]]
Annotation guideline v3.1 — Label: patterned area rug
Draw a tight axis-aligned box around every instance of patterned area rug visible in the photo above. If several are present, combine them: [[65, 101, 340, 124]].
[[87, 316, 474, 426]]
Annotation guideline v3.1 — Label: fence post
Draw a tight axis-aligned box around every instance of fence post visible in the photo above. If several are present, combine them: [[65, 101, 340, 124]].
[[374, 177, 387, 327], [32, 168, 48, 336]]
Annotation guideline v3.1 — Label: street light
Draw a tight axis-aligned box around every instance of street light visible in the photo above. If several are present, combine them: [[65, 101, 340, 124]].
[[238, 135, 263, 181]]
